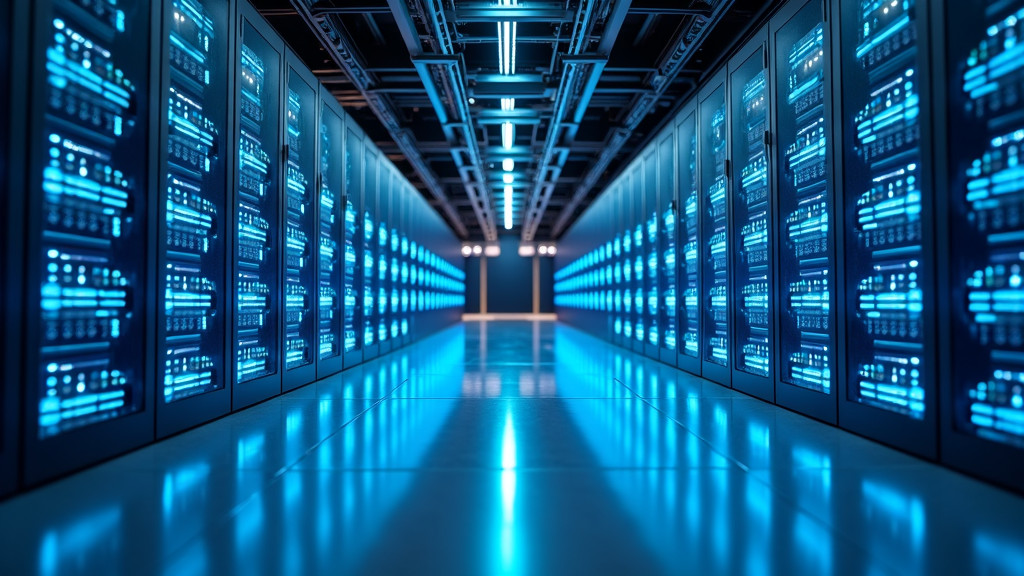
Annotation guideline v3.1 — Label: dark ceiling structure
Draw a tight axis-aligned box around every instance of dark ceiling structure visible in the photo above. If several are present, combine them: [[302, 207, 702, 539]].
[[252, 0, 775, 241]]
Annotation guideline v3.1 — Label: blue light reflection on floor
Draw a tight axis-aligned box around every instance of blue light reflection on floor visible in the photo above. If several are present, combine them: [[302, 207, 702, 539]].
[[0, 321, 1023, 575]]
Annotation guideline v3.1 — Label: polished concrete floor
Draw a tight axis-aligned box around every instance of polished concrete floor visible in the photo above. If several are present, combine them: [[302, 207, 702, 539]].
[[1, 321, 1023, 575]]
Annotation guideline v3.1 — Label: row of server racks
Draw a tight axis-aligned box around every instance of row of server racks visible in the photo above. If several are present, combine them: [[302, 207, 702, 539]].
[[0, 0, 466, 496], [555, 0, 1024, 491]]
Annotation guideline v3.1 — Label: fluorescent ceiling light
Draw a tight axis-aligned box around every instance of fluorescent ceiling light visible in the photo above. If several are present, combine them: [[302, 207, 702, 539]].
[[502, 158, 514, 172], [503, 173, 514, 184], [502, 121, 514, 150], [504, 185, 513, 230]]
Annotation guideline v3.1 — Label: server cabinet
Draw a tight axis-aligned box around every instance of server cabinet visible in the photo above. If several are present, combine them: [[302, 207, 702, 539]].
[[23, 0, 157, 483], [343, 122, 362, 367], [232, 4, 282, 408], [940, 0, 1024, 489], [362, 148, 379, 361], [377, 169, 391, 353], [699, 69, 731, 386], [317, 87, 344, 378], [730, 30, 775, 401], [1, 0, 26, 496], [612, 184, 625, 345], [398, 186, 410, 346], [644, 150, 661, 359], [389, 176, 402, 346], [837, 0, 937, 456], [156, 0, 233, 436], [658, 131, 679, 365], [772, 0, 837, 422], [626, 163, 643, 352], [282, 54, 317, 392], [677, 105, 701, 374]]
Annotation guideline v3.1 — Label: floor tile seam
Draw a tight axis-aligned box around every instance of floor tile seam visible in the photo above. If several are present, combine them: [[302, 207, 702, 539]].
[[155, 391, 404, 564], [611, 376, 754, 474], [280, 464, 734, 473]]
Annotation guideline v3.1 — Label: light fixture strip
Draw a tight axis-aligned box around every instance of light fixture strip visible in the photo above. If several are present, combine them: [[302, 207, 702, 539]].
[[504, 184, 513, 230]]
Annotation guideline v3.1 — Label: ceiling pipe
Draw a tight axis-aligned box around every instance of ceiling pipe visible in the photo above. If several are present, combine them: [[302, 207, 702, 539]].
[[285, 0, 469, 238], [551, 0, 735, 237], [389, 0, 499, 241], [520, 0, 632, 242]]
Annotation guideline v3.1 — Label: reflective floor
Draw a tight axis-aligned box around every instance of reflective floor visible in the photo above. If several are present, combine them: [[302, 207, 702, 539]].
[[2, 321, 1023, 575]]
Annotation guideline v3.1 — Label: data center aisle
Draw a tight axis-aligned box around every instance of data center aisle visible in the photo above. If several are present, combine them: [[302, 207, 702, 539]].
[[2, 320, 1024, 575]]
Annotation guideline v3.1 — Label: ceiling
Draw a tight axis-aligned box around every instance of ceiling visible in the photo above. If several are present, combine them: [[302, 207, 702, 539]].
[[253, 0, 775, 241]]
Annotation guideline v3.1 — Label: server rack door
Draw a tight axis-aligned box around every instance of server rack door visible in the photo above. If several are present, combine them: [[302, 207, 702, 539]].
[[156, 0, 233, 438], [643, 150, 661, 359], [612, 184, 625, 345], [361, 148, 379, 360], [343, 124, 362, 367], [398, 184, 410, 346], [699, 69, 731, 386], [836, 0, 936, 457], [390, 179, 403, 346], [771, 0, 837, 422], [631, 167, 645, 352], [658, 131, 679, 365], [940, 0, 1024, 489], [23, 0, 157, 484], [316, 87, 344, 378], [282, 54, 318, 392], [376, 169, 391, 353], [730, 30, 774, 401], [605, 201, 615, 341], [677, 106, 701, 375], [232, 6, 283, 409], [1, 0, 26, 496]]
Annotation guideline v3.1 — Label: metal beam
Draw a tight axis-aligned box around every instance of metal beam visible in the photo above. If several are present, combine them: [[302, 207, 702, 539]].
[[286, 0, 468, 238], [551, 0, 736, 237], [520, 0, 632, 242], [389, 0, 498, 240]]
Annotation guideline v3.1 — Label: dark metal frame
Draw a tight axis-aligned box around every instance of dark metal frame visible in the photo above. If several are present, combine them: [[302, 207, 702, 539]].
[[676, 101, 702, 376], [833, 0, 938, 458], [156, 0, 235, 438], [22, 0, 158, 485], [729, 28, 775, 402], [343, 120, 364, 370], [658, 126, 679, 365], [316, 84, 346, 378], [1, 0, 27, 496], [282, 49, 320, 392], [232, 1, 284, 409], [697, 66, 732, 387], [770, 0, 838, 423], [643, 148, 660, 360], [934, 0, 1024, 491], [361, 145, 381, 362]]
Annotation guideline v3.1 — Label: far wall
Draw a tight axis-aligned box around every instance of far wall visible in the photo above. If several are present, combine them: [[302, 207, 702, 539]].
[[463, 235, 554, 314]]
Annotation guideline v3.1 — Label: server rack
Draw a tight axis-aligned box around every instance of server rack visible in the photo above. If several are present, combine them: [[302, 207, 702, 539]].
[[771, 0, 838, 422], [376, 167, 391, 354], [316, 85, 345, 378], [156, 0, 233, 437], [232, 3, 282, 409], [361, 147, 379, 361], [730, 30, 775, 401], [835, 0, 937, 457], [631, 167, 644, 352], [398, 184, 410, 347], [611, 183, 624, 345], [699, 68, 731, 386], [657, 130, 679, 365], [938, 0, 1024, 490], [389, 176, 402, 347], [677, 104, 701, 375], [23, 0, 158, 484], [643, 149, 660, 359], [343, 121, 363, 368], [1, 0, 26, 495], [282, 52, 318, 392]]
